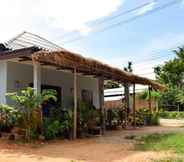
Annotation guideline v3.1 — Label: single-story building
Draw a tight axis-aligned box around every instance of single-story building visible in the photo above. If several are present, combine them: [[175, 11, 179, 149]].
[[0, 31, 164, 138]]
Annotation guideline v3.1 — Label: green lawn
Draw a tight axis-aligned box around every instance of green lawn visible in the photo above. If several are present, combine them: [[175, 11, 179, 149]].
[[135, 132, 184, 161], [136, 133, 184, 154], [153, 158, 184, 162]]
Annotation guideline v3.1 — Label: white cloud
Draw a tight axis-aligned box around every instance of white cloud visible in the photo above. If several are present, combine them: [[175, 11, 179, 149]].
[[136, 1, 156, 16], [0, 0, 123, 42], [36, 0, 123, 33]]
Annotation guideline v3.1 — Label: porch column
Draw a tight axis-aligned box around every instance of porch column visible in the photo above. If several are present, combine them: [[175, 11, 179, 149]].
[[133, 84, 136, 128], [99, 77, 105, 134], [148, 86, 152, 112], [33, 62, 41, 93], [73, 68, 77, 139], [0, 61, 7, 104]]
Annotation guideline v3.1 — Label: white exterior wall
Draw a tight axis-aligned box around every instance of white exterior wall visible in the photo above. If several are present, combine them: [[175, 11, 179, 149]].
[[0, 61, 7, 104], [6, 61, 100, 108]]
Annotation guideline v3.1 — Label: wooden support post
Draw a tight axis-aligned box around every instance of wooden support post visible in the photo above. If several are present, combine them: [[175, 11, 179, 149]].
[[133, 84, 136, 128], [148, 86, 152, 112], [99, 78, 105, 134], [73, 68, 77, 139], [33, 61, 41, 93], [33, 61, 42, 134], [123, 83, 129, 128]]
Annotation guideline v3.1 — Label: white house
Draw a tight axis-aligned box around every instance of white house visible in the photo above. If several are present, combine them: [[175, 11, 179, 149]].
[[0, 31, 163, 138]]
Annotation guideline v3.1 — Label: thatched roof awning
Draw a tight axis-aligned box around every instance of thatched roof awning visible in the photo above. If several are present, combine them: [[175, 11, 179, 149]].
[[32, 50, 165, 90]]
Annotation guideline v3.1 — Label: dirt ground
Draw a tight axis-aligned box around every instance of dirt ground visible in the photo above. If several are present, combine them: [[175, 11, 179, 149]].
[[0, 126, 184, 162]]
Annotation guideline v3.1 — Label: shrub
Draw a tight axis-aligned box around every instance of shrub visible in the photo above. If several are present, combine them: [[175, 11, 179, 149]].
[[159, 111, 184, 119], [43, 107, 73, 140], [150, 113, 159, 125], [6, 87, 57, 141], [128, 108, 159, 126], [79, 102, 100, 134], [43, 118, 62, 140], [0, 104, 19, 132]]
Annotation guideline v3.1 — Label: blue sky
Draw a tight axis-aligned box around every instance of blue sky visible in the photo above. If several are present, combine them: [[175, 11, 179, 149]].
[[0, 0, 184, 79], [60, 0, 184, 78]]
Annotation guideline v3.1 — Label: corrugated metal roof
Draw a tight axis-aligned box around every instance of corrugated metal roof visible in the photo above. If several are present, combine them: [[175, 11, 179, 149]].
[[6, 31, 64, 51]]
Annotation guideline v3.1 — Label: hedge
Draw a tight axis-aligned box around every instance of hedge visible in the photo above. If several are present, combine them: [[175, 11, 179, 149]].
[[159, 111, 184, 119]]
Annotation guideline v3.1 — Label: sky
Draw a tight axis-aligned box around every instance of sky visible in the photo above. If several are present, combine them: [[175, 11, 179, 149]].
[[0, 0, 184, 79]]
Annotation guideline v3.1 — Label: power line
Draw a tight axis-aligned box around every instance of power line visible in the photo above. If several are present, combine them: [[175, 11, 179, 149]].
[[136, 72, 155, 76], [57, 1, 159, 40], [133, 53, 175, 65], [120, 39, 184, 67], [62, 0, 180, 44]]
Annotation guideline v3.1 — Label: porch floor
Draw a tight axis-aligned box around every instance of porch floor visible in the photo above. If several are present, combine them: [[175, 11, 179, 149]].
[[0, 126, 184, 162]]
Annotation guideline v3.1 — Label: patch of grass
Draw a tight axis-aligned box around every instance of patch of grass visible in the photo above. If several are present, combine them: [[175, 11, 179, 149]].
[[136, 133, 184, 154], [152, 157, 184, 162]]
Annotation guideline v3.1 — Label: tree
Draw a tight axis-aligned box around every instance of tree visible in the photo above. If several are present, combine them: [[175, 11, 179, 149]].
[[154, 47, 184, 111], [6, 87, 57, 141], [124, 61, 133, 72], [154, 47, 184, 88]]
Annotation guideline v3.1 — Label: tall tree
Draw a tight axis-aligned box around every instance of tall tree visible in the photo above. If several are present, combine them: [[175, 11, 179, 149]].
[[154, 47, 184, 111], [154, 47, 184, 88]]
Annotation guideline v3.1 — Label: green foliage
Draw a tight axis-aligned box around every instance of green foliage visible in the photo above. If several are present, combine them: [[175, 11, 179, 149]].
[[138, 90, 161, 101], [159, 87, 180, 111], [128, 108, 159, 126], [153, 158, 184, 162], [43, 107, 73, 140], [154, 47, 184, 88], [6, 87, 57, 141], [159, 111, 184, 119], [0, 104, 20, 132], [107, 109, 124, 128], [150, 113, 159, 125], [176, 88, 184, 105], [79, 102, 100, 133], [154, 47, 184, 111], [136, 133, 184, 154], [43, 118, 62, 140]]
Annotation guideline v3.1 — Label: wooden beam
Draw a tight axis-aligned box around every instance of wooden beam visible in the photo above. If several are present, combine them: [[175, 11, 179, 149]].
[[133, 84, 136, 128], [73, 68, 77, 139], [0, 47, 39, 60], [18, 56, 32, 62]]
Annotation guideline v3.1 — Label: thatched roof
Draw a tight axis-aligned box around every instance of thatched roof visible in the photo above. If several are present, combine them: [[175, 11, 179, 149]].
[[0, 45, 165, 90], [32, 49, 165, 90]]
